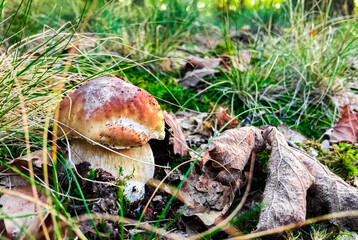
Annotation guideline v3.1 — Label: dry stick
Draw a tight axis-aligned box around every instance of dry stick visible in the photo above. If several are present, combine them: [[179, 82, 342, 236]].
[[14, 78, 50, 240], [0, 189, 86, 240], [187, 151, 257, 239], [228, 210, 358, 240], [75, 213, 184, 240]]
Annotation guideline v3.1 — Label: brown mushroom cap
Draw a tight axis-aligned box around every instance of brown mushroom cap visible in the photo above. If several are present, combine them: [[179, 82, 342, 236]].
[[58, 77, 165, 148]]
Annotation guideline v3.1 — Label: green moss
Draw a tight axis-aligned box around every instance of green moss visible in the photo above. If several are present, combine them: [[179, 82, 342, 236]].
[[257, 148, 271, 170], [232, 204, 263, 234], [304, 141, 358, 181]]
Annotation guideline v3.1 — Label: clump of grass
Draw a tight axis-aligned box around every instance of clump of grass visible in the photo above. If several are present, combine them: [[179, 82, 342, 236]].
[[0, 29, 84, 147], [206, 0, 358, 138], [89, 0, 201, 61]]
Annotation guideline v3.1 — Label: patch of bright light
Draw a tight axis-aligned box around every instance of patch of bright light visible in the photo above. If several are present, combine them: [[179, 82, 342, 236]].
[[160, 4, 167, 11], [355, 0, 358, 7], [275, 3, 281, 8], [229, 5, 237, 11], [251, 0, 255, 5], [198, 2, 205, 9]]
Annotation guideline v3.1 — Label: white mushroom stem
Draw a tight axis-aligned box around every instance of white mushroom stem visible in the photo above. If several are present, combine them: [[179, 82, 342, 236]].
[[68, 139, 155, 203]]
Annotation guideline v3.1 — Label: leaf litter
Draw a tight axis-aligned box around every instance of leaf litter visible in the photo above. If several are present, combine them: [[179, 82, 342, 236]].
[[257, 126, 358, 232], [2, 116, 358, 238], [176, 124, 358, 236], [179, 127, 265, 226]]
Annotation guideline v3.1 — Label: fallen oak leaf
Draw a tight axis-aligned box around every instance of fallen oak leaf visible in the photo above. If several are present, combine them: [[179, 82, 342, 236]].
[[256, 127, 315, 231], [163, 111, 189, 157]]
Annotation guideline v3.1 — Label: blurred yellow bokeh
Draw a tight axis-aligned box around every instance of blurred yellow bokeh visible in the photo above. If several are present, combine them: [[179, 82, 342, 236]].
[[211, 0, 286, 12]]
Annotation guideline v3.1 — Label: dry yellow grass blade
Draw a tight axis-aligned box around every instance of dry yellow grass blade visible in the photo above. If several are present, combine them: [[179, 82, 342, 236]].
[[228, 210, 358, 240]]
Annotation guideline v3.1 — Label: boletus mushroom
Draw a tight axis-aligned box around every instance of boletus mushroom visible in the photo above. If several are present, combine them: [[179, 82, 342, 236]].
[[57, 76, 165, 202]]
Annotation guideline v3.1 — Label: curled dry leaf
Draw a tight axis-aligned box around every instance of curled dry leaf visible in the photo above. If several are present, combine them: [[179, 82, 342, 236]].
[[163, 111, 189, 157], [180, 68, 218, 89], [0, 175, 29, 189], [180, 54, 236, 89], [0, 150, 51, 173], [180, 56, 221, 89], [215, 106, 240, 130], [180, 127, 265, 226], [180, 168, 234, 226], [299, 149, 358, 229], [181, 56, 221, 73], [257, 127, 358, 232], [0, 186, 48, 239], [323, 105, 358, 143], [256, 127, 315, 231], [206, 127, 265, 188]]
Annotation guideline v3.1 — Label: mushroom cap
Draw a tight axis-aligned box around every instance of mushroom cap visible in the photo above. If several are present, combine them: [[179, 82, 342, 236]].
[[58, 77, 165, 148]]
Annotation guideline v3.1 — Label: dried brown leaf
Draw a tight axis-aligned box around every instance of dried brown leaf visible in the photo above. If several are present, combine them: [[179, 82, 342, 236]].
[[257, 126, 358, 232], [180, 56, 235, 89], [163, 111, 189, 157], [180, 68, 218, 89], [180, 127, 265, 226], [256, 127, 315, 231], [175, 111, 210, 147], [206, 127, 265, 188], [180, 168, 234, 226], [0, 186, 48, 239], [0, 150, 51, 172], [298, 149, 358, 229], [181, 57, 221, 72], [324, 105, 358, 143], [215, 106, 240, 130], [0, 175, 29, 189]]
